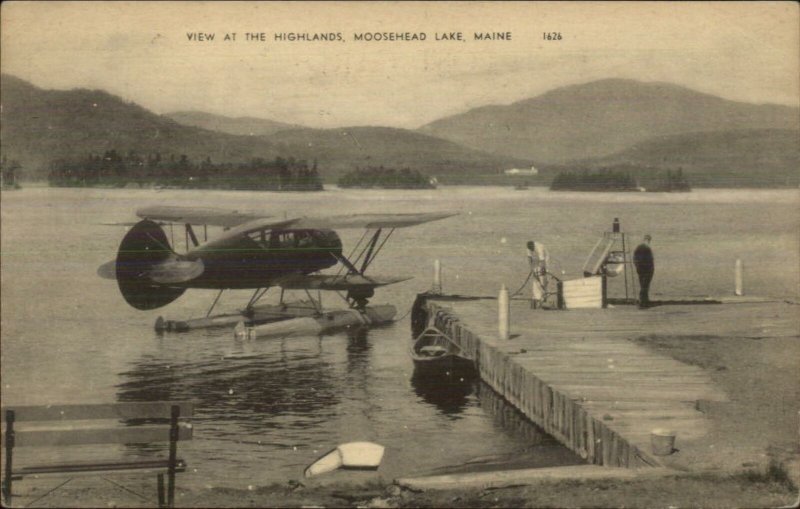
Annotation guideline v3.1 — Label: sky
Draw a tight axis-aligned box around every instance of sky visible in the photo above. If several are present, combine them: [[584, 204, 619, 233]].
[[2, 1, 798, 129]]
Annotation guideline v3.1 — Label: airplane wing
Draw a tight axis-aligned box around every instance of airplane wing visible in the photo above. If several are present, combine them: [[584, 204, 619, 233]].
[[274, 273, 412, 291], [137, 205, 271, 228], [136, 206, 455, 230], [290, 212, 457, 229], [191, 212, 456, 254]]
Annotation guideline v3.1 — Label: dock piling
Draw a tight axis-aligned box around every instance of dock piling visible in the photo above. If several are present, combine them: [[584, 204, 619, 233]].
[[432, 259, 442, 295], [498, 284, 510, 340], [734, 259, 744, 296]]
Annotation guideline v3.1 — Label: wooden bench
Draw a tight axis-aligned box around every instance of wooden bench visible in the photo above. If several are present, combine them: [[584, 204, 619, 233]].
[[1, 401, 194, 508]]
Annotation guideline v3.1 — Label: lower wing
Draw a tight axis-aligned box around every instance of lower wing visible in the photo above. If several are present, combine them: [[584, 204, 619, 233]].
[[274, 273, 411, 291]]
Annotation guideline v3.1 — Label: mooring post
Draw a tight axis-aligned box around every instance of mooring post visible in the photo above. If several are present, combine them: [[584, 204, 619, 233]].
[[432, 259, 442, 295], [3, 409, 15, 507], [498, 284, 510, 340], [601, 274, 608, 308], [734, 259, 744, 296], [167, 405, 180, 508]]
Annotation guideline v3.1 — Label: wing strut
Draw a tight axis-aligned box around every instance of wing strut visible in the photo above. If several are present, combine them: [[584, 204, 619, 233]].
[[333, 252, 362, 275], [185, 224, 199, 249], [362, 228, 394, 273], [333, 227, 397, 277], [360, 229, 382, 273]]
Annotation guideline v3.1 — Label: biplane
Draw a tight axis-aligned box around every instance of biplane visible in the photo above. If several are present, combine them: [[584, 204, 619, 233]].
[[98, 206, 454, 331]]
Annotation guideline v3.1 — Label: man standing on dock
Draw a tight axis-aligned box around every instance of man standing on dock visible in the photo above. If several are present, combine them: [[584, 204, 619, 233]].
[[527, 240, 550, 309], [633, 235, 655, 308]]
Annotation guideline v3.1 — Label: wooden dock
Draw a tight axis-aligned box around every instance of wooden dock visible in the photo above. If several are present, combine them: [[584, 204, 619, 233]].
[[418, 296, 796, 469]]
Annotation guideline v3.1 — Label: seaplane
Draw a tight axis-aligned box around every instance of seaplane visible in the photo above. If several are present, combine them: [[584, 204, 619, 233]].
[[98, 205, 455, 336]]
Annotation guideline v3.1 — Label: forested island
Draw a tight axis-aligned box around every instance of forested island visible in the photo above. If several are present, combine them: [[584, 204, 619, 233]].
[[550, 168, 639, 192], [338, 166, 437, 189], [644, 168, 692, 192], [47, 151, 323, 191], [1, 157, 23, 189], [550, 167, 690, 192]]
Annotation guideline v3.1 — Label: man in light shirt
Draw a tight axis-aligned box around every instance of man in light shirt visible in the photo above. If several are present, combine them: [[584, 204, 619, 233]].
[[526, 240, 550, 309]]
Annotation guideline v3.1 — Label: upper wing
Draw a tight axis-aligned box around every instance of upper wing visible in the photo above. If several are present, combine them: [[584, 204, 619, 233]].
[[191, 212, 456, 254], [137, 205, 271, 228], [290, 212, 457, 230]]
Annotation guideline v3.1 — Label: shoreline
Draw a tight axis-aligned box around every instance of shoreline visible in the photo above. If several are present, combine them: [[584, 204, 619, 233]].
[[9, 181, 800, 190], [8, 467, 797, 508]]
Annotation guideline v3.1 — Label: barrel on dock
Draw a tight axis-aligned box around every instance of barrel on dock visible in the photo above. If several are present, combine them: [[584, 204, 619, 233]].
[[650, 429, 676, 456]]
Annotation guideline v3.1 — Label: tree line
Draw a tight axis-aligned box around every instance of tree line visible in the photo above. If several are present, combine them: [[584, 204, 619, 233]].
[[550, 166, 691, 192], [338, 166, 436, 189], [47, 151, 323, 191], [550, 168, 639, 192]]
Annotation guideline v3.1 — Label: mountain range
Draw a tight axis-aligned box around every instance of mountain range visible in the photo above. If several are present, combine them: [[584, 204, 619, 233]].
[[420, 78, 798, 164], [164, 111, 301, 137], [0, 74, 527, 181], [1, 74, 797, 186]]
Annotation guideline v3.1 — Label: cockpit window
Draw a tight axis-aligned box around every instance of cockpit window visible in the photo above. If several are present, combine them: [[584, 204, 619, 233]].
[[246, 229, 340, 251]]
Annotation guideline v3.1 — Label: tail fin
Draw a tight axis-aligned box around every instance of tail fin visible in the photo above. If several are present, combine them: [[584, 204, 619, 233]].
[[116, 219, 186, 310]]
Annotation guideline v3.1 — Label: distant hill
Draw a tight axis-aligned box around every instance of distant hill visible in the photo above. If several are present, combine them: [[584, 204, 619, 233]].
[[266, 126, 529, 181], [580, 128, 800, 188], [420, 79, 799, 164], [0, 74, 278, 178], [0, 75, 527, 181], [165, 111, 301, 136]]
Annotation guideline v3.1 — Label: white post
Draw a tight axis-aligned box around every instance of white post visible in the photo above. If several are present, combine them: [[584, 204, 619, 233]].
[[498, 284, 510, 340], [734, 259, 744, 296], [432, 259, 442, 294]]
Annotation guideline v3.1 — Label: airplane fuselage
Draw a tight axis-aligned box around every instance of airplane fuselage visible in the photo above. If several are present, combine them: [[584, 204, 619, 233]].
[[184, 228, 343, 289]]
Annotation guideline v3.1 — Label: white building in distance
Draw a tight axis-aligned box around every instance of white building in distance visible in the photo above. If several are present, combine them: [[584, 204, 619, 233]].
[[504, 165, 538, 176]]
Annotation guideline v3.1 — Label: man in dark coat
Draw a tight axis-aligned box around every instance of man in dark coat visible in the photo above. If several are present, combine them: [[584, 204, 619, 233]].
[[633, 235, 654, 308]]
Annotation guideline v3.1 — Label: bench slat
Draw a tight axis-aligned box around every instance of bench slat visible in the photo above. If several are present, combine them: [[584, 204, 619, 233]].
[[2, 402, 195, 422], [13, 458, 187, 477], [3, 423, 193, 447]]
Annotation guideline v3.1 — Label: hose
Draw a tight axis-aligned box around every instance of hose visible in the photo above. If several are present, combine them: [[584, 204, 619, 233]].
[[510, 270, 534, 297], [510, 269, 562, 299]]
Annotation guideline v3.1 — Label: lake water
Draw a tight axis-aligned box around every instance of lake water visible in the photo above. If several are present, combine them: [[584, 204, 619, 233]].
[[1, 186, 797, 488]]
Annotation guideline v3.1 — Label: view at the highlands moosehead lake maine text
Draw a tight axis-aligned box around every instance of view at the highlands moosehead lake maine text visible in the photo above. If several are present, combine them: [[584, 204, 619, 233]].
[[1, 2, 798, 508]]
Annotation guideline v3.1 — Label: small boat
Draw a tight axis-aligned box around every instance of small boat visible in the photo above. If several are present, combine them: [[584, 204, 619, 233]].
[[410, 326, 475, 378]]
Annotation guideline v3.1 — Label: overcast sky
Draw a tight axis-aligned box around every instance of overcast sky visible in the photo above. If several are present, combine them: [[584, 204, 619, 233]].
[[2, 1, 798, 129]]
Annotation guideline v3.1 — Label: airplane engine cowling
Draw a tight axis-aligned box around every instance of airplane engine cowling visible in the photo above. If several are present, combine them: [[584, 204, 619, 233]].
[[116, 219, 186, 310]]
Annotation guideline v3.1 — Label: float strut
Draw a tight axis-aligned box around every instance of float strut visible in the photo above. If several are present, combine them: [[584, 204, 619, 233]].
[[246, 288, 269, 311], [206, 289, 224, 317]]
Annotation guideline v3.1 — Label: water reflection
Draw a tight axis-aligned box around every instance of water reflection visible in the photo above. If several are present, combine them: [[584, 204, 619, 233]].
[[411, 370, 478, 416], [345, 327, 371, 374], [116, 337, 341, 432]]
